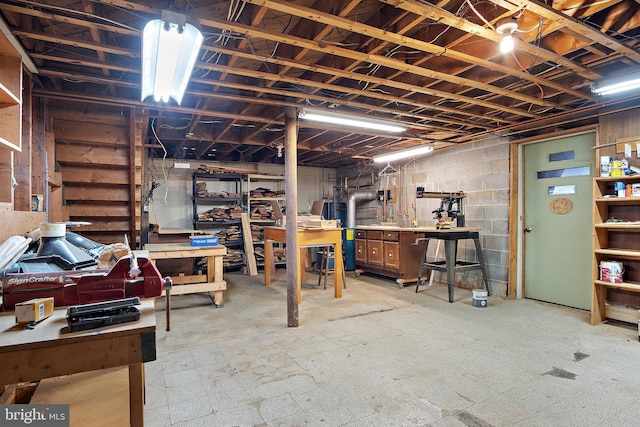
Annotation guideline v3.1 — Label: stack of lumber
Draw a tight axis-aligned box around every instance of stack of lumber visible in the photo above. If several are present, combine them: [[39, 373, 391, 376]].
[[223, 249, 244, 268], [197, 164, 256, 175], [249, 203, 274, 220], [195, 248, 244, 269], [249, 188, 285, 198], [216, 226, 242, 245], [254, 246, 286, 265], [250, 224, 264, 242], [195, 182, 239, 198], [198, 205, 242, 222]]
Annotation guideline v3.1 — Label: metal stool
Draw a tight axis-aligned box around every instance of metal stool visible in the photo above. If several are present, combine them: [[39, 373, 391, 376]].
[[317, 247, 346, 290]]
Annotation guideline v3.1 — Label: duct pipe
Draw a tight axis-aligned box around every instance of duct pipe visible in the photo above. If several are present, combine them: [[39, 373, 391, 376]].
[[347, 191, 378, 229]]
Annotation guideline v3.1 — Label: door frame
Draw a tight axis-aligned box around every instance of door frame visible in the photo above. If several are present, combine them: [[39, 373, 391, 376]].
[[508, 125, 599, 300]]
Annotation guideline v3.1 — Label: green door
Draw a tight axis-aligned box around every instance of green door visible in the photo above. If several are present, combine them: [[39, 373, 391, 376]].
[[523, 132, 596, 310]]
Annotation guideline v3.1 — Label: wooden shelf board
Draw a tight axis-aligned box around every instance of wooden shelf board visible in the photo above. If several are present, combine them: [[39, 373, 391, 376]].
[[246, 174, 285, 180], [594, 280, 640, 292], [594, 223, 640, 230], [595, 175, 640, 183], [595, 197, 640, 205], [0, 83, 19, 105], [594, 248, 640, 259]]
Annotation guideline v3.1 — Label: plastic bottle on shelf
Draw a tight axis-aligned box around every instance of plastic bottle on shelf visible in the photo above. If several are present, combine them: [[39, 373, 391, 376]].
[[621, 157, 630, 175], [611, 157, 623, 176]]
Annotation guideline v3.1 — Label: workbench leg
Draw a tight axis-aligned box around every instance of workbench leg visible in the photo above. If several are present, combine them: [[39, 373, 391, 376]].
[[265, 240, 273, 286], [207, 254, 225, 307], [444, 240, 457, 303], [416, 239, 430, 293], [334, 242, 343, 298], [473, 237, 490, 295], [129, 363, 145, 427]]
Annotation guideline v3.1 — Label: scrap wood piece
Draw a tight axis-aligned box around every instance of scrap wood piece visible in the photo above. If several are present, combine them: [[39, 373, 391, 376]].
[[241, 213, 257, 276]]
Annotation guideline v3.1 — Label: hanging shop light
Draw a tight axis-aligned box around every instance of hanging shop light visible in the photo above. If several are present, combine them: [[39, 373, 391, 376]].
[[141, 10, 203, 104], [592, 73, 640, 96], [298, 108, 407, 133], [373, 144, 434, 163]]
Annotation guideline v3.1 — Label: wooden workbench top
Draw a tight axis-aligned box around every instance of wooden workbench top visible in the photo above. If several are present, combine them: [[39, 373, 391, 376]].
[[0, 299, 156, 353]]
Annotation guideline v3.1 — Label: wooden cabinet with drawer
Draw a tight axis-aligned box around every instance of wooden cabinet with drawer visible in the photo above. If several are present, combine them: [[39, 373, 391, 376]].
[[355, 227, 425, 286]]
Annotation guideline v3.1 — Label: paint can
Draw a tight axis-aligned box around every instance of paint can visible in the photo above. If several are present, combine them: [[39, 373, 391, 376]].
[[632, 184, 640, 197], [472, 289, 488, 308]]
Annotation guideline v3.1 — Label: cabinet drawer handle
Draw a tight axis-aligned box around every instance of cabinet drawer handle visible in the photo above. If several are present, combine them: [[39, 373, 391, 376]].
[[372, 250, 376, 255], [388, 253, 392, 257]]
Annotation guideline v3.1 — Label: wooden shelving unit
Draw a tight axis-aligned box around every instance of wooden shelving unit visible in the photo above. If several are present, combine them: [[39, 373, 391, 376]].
[[244, 174, 285, 267], [0, 37, 22, 208], [592, 174, 640, 324], [192, 172, 244, 270]]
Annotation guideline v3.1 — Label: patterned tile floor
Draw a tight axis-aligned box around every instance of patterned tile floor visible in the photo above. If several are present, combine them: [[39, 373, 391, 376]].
[[144, 269, 640, 426]]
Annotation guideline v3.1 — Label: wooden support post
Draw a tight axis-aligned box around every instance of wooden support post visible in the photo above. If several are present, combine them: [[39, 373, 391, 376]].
[[284, 107, 299, 327]]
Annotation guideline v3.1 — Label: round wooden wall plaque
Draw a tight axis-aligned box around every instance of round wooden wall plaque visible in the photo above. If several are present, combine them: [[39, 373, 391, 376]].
[[550, 197, 572, 214]]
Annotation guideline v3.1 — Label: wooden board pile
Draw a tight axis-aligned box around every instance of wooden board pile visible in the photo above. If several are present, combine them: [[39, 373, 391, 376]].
[[249, 187, 285, 198], [195, 182, 240, 198], [197, 165, 256, 175], [254, 246, 286, 265], [197, 205, 242, 222], [223, 249, 244, 268], [216, 225, 242, 245], [196, 248, 244, 270], [250, 224, 264, 242], [249, 202, 274, 220]]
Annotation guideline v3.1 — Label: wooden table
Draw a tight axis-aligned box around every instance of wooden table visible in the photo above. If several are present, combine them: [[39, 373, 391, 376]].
[[143, 243, 227, 306], [415, 227, 489, 302], [0, 299, 156, 427], [264, 226, 343, 299]]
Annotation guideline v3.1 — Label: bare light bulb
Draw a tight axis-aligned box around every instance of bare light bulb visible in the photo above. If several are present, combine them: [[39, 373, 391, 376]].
[[500, 35, 514, 53]]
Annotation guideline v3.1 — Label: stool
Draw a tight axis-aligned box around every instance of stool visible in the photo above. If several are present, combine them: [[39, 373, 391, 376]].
[[415, 229, 489, 303], [317, 247, 346, 290]]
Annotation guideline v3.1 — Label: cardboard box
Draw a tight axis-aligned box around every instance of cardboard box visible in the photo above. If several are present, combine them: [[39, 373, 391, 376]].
[[15, 297, 54, 324], [189, 235, 218, 246]]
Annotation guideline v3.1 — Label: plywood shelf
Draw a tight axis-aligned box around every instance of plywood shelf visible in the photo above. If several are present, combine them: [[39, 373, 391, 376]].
[[592, 174, 640, 325]]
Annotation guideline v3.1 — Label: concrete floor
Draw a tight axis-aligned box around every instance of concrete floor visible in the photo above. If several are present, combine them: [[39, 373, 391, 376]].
[[143, 270, 640, 427]]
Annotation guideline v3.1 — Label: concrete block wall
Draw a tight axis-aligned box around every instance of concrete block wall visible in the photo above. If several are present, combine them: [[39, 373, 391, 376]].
[[409, 135, 511, 297]]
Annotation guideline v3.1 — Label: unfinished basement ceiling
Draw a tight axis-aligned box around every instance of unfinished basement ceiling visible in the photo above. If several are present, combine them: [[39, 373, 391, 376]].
[[2, 0, 640, 167]]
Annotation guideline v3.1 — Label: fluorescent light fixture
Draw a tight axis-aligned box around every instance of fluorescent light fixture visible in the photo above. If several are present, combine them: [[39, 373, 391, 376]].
[[141, 10, 203, 104], [298, 108, 407, 133], [373, 144, 434, 163], [592, 74, 640, 96]]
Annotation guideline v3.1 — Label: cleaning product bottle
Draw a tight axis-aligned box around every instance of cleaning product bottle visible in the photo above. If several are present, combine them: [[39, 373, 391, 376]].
[[611, 157, 622, 176], [622, 157, 630, 176]]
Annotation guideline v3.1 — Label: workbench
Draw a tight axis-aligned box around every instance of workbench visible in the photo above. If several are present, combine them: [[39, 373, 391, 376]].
[[415, 227, 489, 302], [263, 226, 344, 300], [0, 299, 156, 427], [143, 243, 227, 307], [355, 226, 427, 286]]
